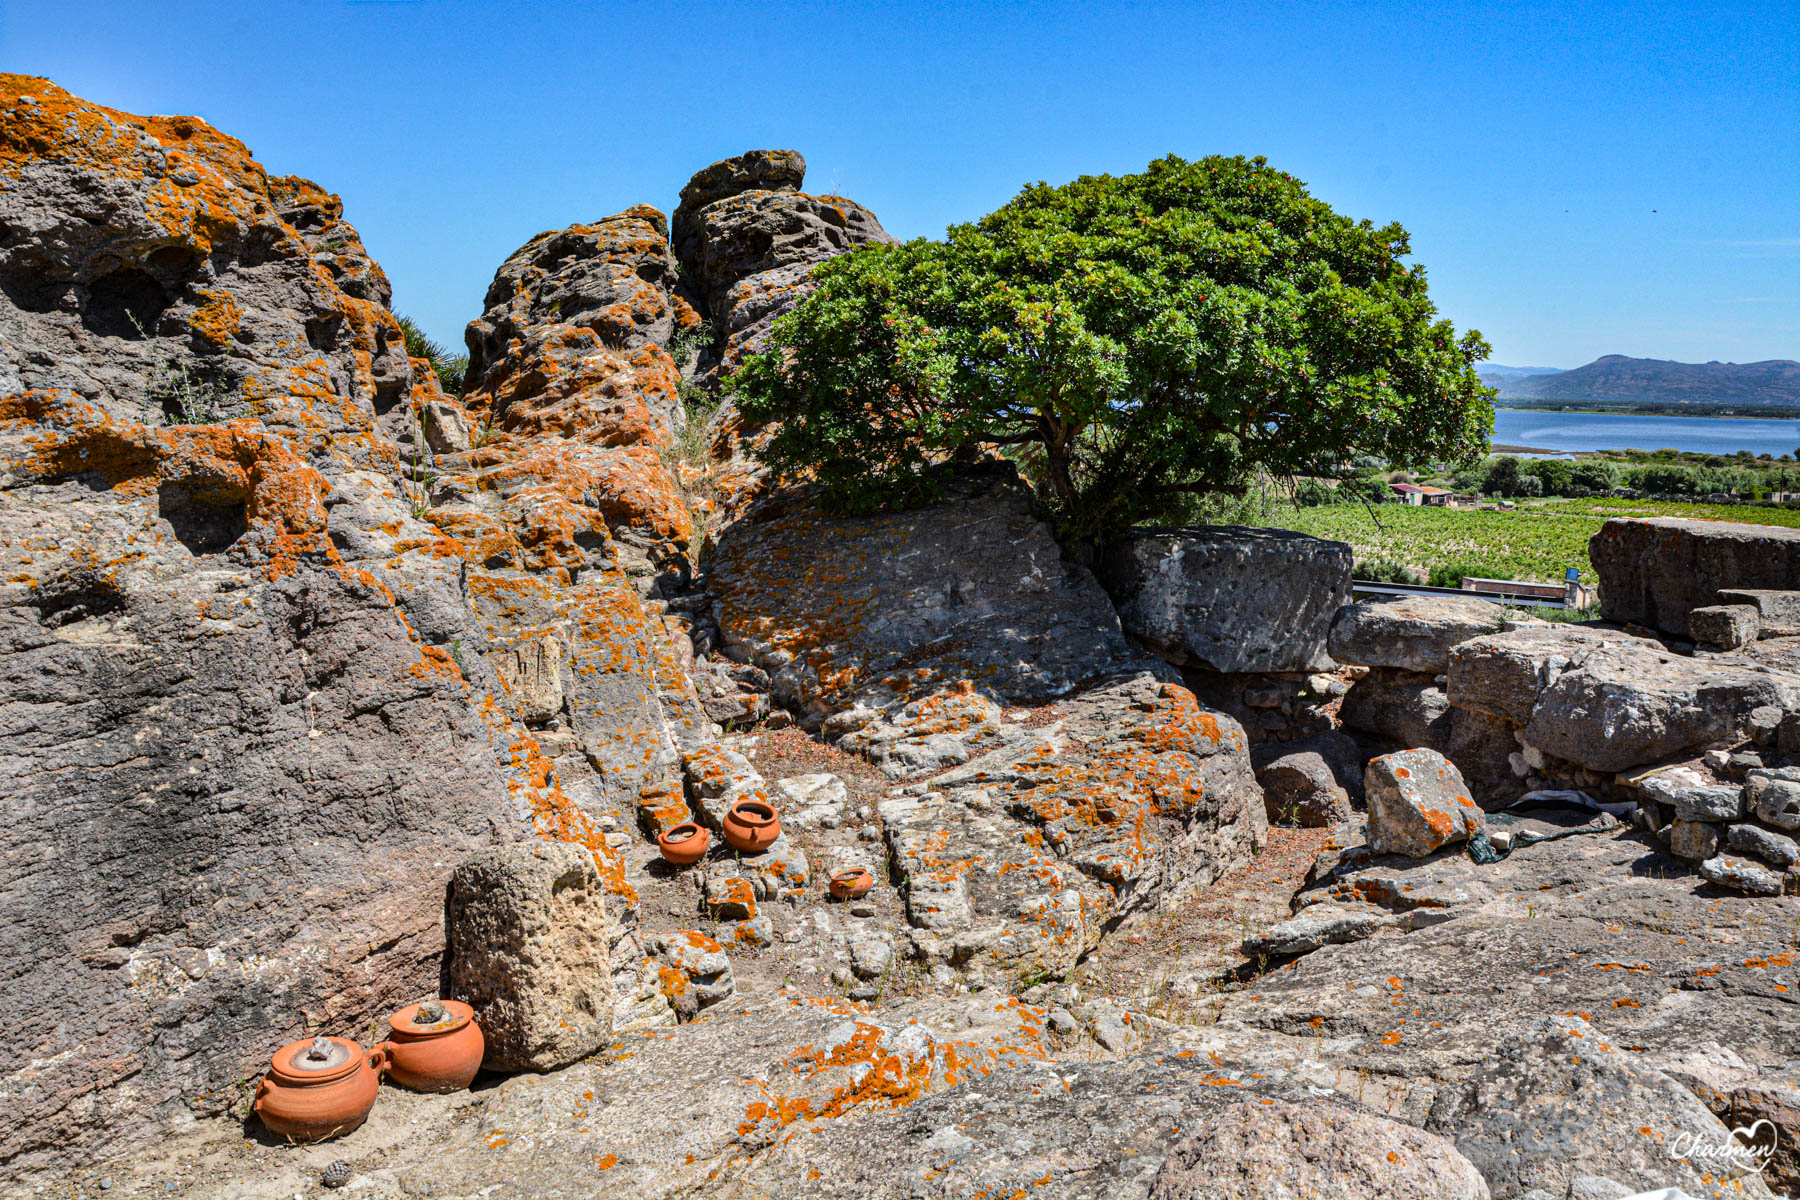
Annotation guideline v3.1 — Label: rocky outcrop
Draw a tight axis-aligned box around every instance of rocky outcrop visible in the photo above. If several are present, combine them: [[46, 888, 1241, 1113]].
[[670, 149, 892, 379], [0, 77, 415, 446], [448, 842, 614, 1071], [1592, 516, 1800, 637], [1100, 525, 1351, 673], [0, 78, 705, 1174]]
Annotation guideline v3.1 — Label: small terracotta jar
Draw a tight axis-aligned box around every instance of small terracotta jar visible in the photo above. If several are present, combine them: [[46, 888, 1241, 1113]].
[[254, 1035, 387, 1142], [384, 999, 483, 1093], [658, 822, 710, 866], [829, 867, 876, 901], [721, 798, 780, 853]]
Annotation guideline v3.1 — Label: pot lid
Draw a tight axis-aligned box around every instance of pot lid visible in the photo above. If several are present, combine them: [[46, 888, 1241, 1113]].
[[268, 1035, 362, 1084], [391, 999, 472, 1035]]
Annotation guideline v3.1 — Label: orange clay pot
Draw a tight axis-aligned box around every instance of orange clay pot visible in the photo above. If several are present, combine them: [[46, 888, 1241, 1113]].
[[254, 1035, 386, 1143], [657, 822, 711, 866], [828, 867, 876, 901], [721, 798, 781, 853], [384, 1000, 484, 1093]]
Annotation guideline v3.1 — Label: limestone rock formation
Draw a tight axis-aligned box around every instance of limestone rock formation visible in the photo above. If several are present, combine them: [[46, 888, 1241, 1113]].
[[1592, 516, 1800, 637], [448, 842, 614, 1071], [1100, 525, 1352, 673]]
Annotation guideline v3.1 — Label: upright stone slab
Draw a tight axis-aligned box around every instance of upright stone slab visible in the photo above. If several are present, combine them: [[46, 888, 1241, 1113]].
[[449, 842, 615, 1072], [1591, 517, 1800, 638], [1099, 526, 1352, 673]]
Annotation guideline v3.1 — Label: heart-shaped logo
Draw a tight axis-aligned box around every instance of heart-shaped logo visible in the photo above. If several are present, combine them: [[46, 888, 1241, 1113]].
[[1730, 1118, 1779, 1173]]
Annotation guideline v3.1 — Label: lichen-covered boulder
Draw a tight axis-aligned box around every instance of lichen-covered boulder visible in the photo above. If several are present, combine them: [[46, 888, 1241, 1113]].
[[1364, 748, 1484, 857], [711, 467, 1143, 717], [448, 842, 615, 1071], [876, 673, 1265, 983], [1099, 525, 1352, 673]]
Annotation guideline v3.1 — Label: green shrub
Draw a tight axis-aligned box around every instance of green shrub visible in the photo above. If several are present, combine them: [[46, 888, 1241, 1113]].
[[396, 315, 467, 396]]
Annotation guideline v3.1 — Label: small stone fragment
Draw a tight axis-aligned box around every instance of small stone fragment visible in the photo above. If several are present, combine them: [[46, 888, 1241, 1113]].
[[1700, 855, 1784, 896]]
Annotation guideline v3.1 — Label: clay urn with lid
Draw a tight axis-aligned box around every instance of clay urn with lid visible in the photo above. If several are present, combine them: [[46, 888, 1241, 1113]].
[[721, 797, 781, 853], [253, 1035, 387, 1142], [657, 822, 710, 866], [383, 999, 483, 1092]]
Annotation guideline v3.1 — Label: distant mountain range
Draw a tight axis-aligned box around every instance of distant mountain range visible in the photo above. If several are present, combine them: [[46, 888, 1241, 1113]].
[[1479, 356, 1800, 408]]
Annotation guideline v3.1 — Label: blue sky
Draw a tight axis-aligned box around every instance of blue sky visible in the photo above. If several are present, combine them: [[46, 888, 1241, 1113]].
[[6, 0, 1796, 368]]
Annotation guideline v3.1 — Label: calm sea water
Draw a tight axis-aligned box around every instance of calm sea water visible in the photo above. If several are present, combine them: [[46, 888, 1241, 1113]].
[[1491, 408, 1800, 457]]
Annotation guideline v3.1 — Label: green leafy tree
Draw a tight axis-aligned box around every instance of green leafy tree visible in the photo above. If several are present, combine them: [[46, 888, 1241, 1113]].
[[734, 155, 1493, 541], [1526, 458, 1572, 496], [1483, 455, 1525, 496]]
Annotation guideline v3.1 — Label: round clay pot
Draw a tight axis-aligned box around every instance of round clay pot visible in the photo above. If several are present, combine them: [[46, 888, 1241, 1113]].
[[721, 798, 780, 853], [254, 1035, 386, 1143], [384, 1000, 484, 1093], [657, 822, 711, 866], [828, 867, 876, 902]]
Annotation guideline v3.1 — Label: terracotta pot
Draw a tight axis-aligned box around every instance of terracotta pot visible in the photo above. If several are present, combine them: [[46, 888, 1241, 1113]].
[[384, 1000, 484, 1093], [828, 867, 876, 901], [254, 1035, 386, 1142], [657, 822, 711, 866], [721, 798, 780, 853]]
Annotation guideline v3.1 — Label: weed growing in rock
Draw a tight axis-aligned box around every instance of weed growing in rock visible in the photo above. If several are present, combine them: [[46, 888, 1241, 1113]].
[[127, 312, 237, 424]]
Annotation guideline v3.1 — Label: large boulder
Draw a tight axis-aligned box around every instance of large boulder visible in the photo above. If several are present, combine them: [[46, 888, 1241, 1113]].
[[1447, 625, 1800, 774], [448, 842, 615, 1071], [1328, 594, 1507, 674], [1099, 525, 1352, 673], [1592, 516, 1800, 638], [710, 466, 1142, 716], [875, 673, 1266, 982]]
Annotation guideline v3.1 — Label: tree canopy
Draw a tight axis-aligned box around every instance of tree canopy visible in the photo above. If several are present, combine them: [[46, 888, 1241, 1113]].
[[733, 154, 1493, 541]]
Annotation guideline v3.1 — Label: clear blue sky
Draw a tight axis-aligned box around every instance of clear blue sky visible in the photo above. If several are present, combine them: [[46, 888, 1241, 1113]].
[[6, 0, 1796, 368]]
